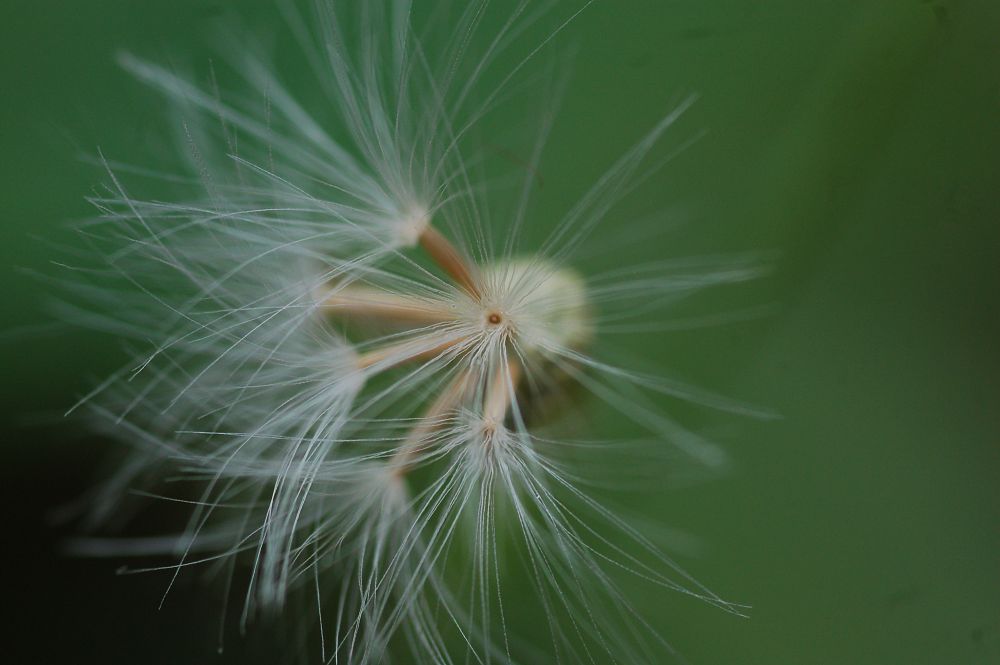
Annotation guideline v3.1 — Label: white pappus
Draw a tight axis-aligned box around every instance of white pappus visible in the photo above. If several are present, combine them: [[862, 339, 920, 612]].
[[63, 1, 768, 663]]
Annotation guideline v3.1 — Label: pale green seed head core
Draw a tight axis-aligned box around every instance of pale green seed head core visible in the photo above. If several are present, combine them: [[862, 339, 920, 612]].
[[480, 258, 593, 358]]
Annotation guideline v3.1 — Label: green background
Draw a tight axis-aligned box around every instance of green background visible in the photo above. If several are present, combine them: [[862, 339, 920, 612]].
[[1, 1, 998, 663]]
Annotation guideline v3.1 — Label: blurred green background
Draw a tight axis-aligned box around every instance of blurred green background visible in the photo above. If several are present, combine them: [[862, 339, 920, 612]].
[[1, 1, 998, 663]]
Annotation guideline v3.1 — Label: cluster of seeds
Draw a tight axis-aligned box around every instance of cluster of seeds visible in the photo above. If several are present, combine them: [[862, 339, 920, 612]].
[[65, 2, 762, 663]]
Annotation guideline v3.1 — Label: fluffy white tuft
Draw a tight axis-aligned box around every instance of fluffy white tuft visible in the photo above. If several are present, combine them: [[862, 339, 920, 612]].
[[63, 1, 769, 663]]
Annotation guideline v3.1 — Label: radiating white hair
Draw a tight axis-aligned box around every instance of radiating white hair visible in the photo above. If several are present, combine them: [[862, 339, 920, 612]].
[[63, 1, 768, 662]]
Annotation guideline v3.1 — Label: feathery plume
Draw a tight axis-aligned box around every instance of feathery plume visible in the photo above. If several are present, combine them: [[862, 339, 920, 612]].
[[65, 2, 767, 662]]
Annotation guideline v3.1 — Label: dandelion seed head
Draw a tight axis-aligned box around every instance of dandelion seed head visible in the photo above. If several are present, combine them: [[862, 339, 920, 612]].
[[479, 258, 593, 356], [61, 2, 766, 662]]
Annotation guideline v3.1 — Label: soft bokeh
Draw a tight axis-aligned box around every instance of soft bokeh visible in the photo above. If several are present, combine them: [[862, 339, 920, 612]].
[[2, 1, 997, 663]]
